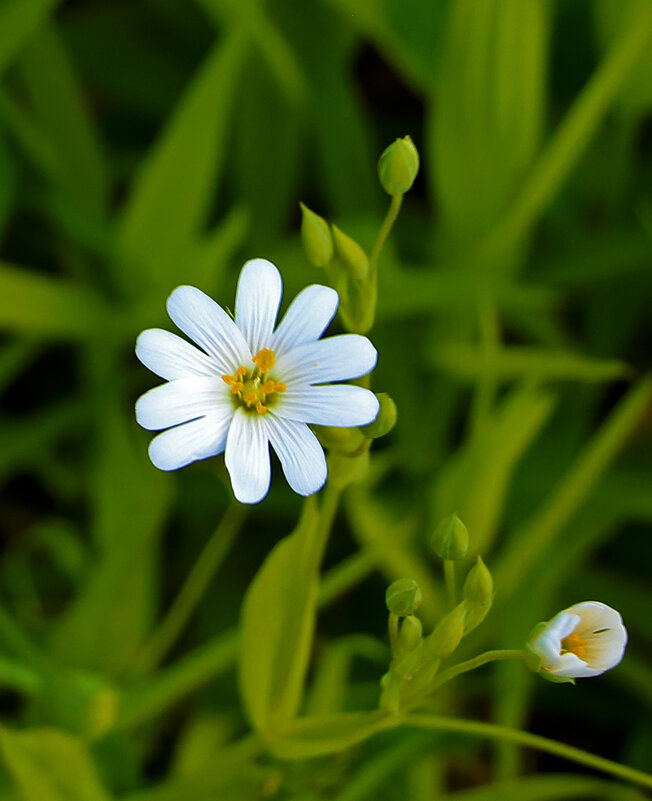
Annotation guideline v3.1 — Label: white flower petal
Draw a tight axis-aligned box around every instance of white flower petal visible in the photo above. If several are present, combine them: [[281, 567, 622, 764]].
[[275, 384, 380, 427], [544, 611, 581, 643], [530, 632, 563, 667], [274, 335, 378, 386], [266, 416, 327, 496], [546, 652, 597, 679], [135, 377, 230, 431], [136, 329, 218, 380], [235, 259, 283, 354], [568, 601, 627, 673], [270, 284, 338, 354], [225, 408, 271, 504], [167, 285, 251, 374], [148, 413, 232, 471]]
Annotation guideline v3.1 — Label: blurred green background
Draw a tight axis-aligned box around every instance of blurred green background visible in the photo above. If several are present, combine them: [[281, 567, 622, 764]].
[[1, 0, 652, 798]]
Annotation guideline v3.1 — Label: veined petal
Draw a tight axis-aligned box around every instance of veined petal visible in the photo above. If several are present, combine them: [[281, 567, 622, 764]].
[[136, 329, 218, 380], [167, 285, 251, 374], [266, 415, 327, 496], [275, 384, 380, 427], [569, 602, 627, 672], [270, 284, 338, 354], [148, 413, 232, 471], [225, 408, 271, 504], [235, 259, 283, 354], [135, 377, 230, 431], [275, 334, 378, 385]]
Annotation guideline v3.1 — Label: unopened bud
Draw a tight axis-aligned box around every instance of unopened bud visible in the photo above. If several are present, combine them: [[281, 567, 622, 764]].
[[300, 202, 334, 267], [360, 393, 397, 439], [378, 135, 420, 196], [424, 602, 467, 659], [399, 615, 423, 651], [431, 513, 469, 561], [463, 557, 494, 633], [386, 578, 422, 617], [332, 224, 369, 281]]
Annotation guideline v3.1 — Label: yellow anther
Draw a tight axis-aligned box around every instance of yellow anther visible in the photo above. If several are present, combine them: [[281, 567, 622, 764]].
[[244, 391, 258, 404], [253, 348, 275, 373], [255, 401, 268, 415], [561, 631, 586, 659], [274, 382, 287, 393], [235, 366, 247, 377], [262, 380, 276, 395], [222, 374, 236, 385], [230, 381, 244, 395]]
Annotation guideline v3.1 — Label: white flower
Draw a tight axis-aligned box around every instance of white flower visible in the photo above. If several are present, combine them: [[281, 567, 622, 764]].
[[135, 258, 380, 504], [527, 601, 627, 680]]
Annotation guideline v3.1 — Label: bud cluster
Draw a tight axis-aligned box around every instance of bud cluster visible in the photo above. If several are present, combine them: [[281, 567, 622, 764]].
[[379, 515, 496, 714]]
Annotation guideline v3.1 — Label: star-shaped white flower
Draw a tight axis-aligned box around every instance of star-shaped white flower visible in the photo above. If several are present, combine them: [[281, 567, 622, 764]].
[[526, 601, 627, 680], [135, 259, 380, 504]]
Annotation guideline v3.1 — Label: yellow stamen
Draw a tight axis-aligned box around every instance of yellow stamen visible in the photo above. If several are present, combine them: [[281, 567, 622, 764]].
[[244, 391, 258, 404], [262, 379, 276, 395], [235, 366, 247, 377], [253, 347, 275, 373], [230, 381, 244, 395], [561, 631, 586, 659], [274, 382, 287, 393], [222, 374, 236, 385], [255, 401, 268, 415]]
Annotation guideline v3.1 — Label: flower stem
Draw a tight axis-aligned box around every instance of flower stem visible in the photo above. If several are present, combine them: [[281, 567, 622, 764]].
[[133, 503, 247, 674], [443, 560, 456, 607], [369, 194, 403, 278], [429, 650, 524, 694], [403, 713, 652, 790]]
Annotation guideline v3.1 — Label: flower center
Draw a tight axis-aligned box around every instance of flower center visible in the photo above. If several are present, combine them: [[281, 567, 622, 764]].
[[221, 348, 286, 415], [561, 631, 586, 659]]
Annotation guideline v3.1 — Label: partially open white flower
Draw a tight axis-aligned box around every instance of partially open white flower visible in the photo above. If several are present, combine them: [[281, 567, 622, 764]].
[[526, 601, 627, 680], [135, 259, 379, 504]]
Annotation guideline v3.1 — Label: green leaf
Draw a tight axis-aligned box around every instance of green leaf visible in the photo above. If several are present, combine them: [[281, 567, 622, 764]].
[[239, 498, 322, 732], [51, 407, 173, 675], [0, 726, 112, 801], [477, 1, 652, 274], [0, 0, 60, 77], [431, 344, 631, 384], [16, 23, 108, 217], [496, 376, 652, 595], [433, 385, 555, 553], [117, 30, 247, 294], [0, 262, 111, 340], [430, 0, 548, 247], [267, 711, 391, 759]]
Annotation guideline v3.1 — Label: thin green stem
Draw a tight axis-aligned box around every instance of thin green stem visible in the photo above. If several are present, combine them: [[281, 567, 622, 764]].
[[369, 194, 402, 277], [403, 713, 652, 791], [428, 649, 524, 694], [133, 504, 247, 674], [443, 560, 456, 607], [388, 613, 400, 657]]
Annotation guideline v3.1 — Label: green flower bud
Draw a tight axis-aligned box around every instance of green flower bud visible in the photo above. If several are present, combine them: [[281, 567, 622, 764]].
[[300, 202, 334, 267], [424, 601, 467, 659], [378, 135, 420, 195], [360, 393, 397, 439], [399, 615, 423, 652], [332, 224, 369, 281], [431, 513, 469, 561], [386, 578, 422, 617], [462, 557, 494, 633]]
